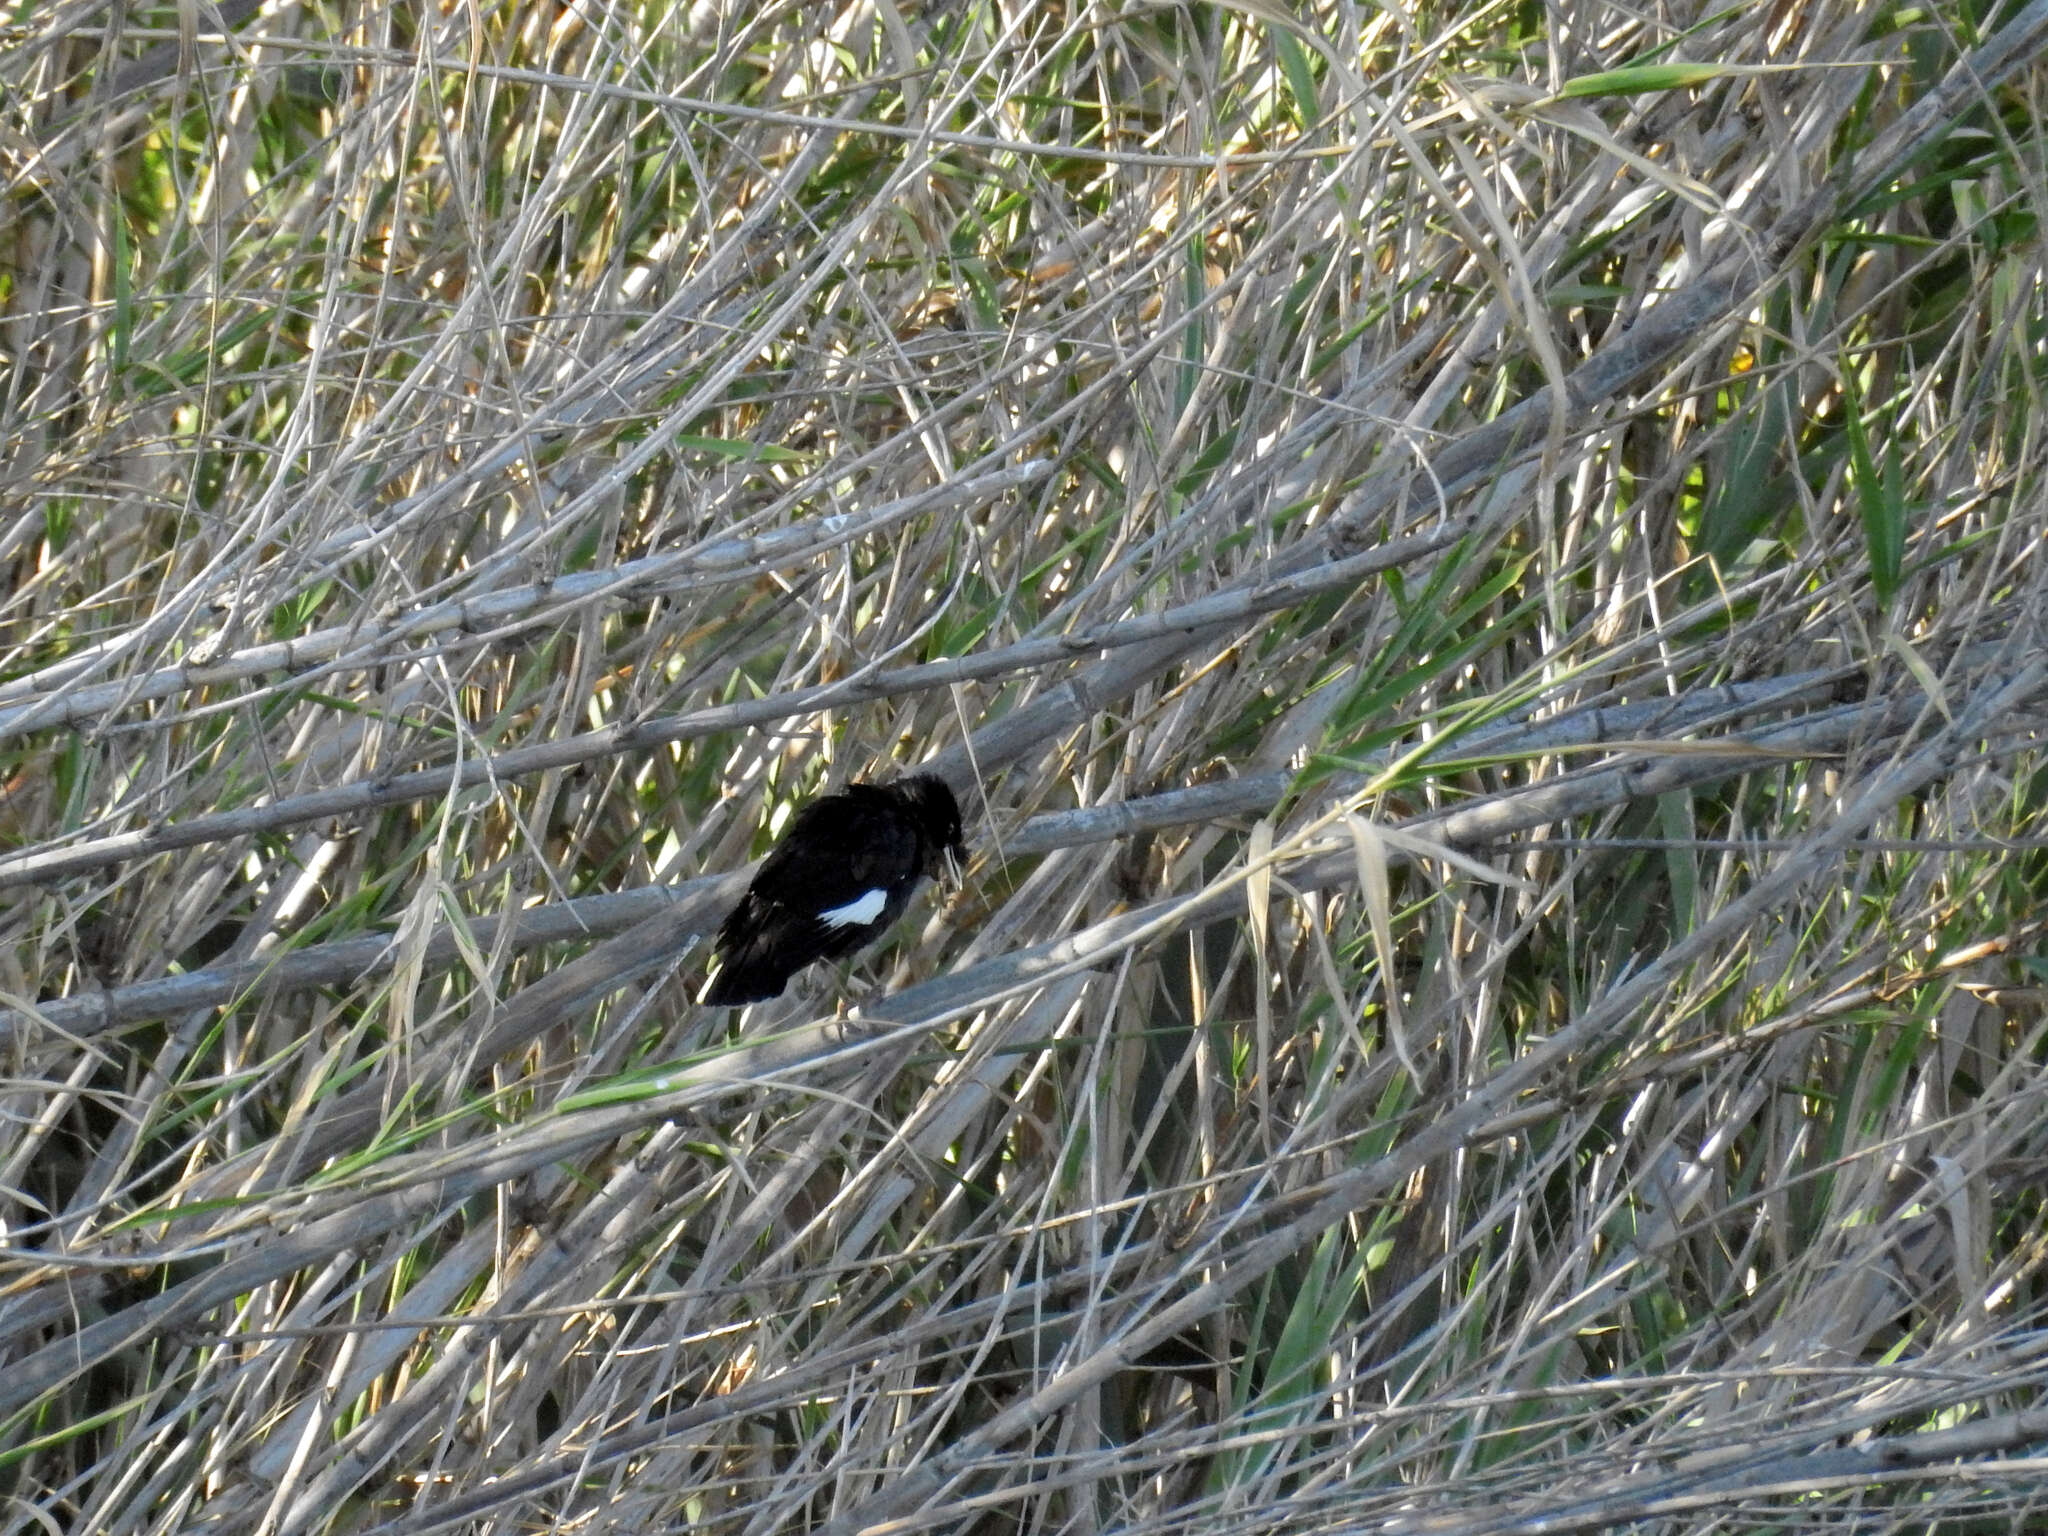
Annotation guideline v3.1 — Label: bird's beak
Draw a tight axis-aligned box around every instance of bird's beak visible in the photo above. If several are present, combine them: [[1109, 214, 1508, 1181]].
[[940, 845, 965, 888]]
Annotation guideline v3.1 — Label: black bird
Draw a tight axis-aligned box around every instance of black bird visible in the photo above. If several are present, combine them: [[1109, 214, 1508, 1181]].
[[703, 772, 966, 1006]]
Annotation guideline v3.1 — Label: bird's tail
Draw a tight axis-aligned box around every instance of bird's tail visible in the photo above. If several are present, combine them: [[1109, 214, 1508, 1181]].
[[701, 948, 788, 1006]]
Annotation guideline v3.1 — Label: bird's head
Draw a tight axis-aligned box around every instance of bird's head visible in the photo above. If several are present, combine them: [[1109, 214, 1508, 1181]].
[[894, 773, 966, 885]]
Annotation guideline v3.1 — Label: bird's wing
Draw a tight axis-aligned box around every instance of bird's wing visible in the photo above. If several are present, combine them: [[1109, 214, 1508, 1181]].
[[747, 792, 918, 914], [845, 805, 922, 890]]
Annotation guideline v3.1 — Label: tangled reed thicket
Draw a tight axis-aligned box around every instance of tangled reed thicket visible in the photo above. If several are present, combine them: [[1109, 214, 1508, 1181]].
[[4, 1, 2048, 1532]]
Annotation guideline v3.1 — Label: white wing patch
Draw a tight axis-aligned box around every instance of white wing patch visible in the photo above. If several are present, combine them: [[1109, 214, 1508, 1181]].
[[819, 888, 888, 928]]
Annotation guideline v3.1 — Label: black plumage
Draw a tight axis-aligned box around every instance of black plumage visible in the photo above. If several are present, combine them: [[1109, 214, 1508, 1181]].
[[703, 773, 965, 1005]]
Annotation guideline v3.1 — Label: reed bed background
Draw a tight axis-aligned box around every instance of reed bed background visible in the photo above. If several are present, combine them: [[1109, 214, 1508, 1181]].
[[4, 0, 2048, 1531]]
